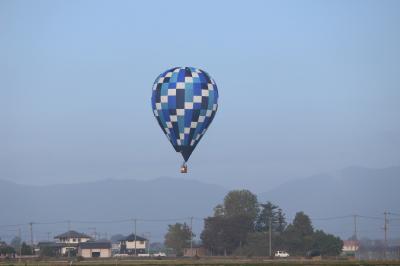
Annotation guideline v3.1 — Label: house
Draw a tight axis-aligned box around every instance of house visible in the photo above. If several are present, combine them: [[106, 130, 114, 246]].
[[183, 247, 208, 257], [78, 241, 112, 258], [342, 240, 360, 256], [111, 243, 120, 255], [54, 230, 92, 255], [119, 234, 148, 255]]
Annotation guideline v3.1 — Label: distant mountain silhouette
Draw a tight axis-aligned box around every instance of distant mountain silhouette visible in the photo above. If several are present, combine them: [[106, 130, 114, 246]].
[[259, 166, 400, 239], [0, 178, 227, 243], [1, 166, 398, 243]]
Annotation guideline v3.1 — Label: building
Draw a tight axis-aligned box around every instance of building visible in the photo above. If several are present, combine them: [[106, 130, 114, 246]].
[[357, 245, 400, 260], [183, 247, 208, 257], [54, 230, 92, 255], [119, 234, 148, 255], [342, 240, 360, 256], [78, 241, 112, 258]]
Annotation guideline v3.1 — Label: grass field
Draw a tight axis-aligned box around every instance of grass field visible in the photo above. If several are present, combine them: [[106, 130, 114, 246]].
[[1, 258, 400, 266]]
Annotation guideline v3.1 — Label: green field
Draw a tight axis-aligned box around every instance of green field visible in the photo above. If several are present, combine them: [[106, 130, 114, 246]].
[[1, 258, 400, 266]]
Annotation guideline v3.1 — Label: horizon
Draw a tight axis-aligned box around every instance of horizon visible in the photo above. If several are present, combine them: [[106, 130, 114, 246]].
[[1, 165, 399, 243], [1, 163, 399, 188]]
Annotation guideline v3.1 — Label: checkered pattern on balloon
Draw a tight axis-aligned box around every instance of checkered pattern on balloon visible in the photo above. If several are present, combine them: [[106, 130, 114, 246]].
[[151, 67, 219, 172]]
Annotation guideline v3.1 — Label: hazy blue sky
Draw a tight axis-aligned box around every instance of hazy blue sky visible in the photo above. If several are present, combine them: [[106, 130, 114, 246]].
[[1, 0, 399, 191]]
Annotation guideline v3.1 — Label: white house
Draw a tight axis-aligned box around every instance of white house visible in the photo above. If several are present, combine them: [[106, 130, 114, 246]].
[[54, 230, 92, 255], [78, 241, 112, 258], [119, 234, 148, 255], [342, 240, 359, 256]]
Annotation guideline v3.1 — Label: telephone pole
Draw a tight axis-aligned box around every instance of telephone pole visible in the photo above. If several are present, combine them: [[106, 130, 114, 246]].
[[133, 219, 137, 256], [190, 216, 193, 256], [144, 232, 151, 254], [29, 222, 34, 246], [383, 211, 388, 259], [353, 214, 358, 240], [18, 227, 22, 262], [88, 227, 97, 240], [269, 217, 272, 257]]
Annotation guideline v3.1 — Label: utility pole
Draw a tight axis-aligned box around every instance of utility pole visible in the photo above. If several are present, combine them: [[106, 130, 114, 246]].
[[18, 227, 22, 262], [144, 232, 151, 255], [269, 217, 272, 257], [88, 227, 97, 240], [190, 216, 193, 256], [353, 214, 358, 240], [29, 222, 34, 246], [384, 211, 388, 259], [29, 222, 34, 255], [133, 219, 137, 256]]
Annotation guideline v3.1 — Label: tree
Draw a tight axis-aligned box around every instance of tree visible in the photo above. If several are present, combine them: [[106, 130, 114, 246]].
[[223, 190, 258, 221], [201, 216, 227, 255], [10, 236, 21, 251], [164, 223, 193, 256], [292, 211, 313, 237], [201, 215, 254, 256], [234, 231, 287, 257], [255, 202, 287, 234], [279, 212, 343, 256], [256, 201, 278, 232], [311, 230, 343, 256], [281, 212, 314, 255], [201, 190, 259, 255], [20, 242, 33, 255], [39, 246, 57, 257], [0, 246, 15, 256], [276, 208, 287, 233]]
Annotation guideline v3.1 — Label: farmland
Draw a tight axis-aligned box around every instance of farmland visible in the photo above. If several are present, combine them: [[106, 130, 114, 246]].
[[1, 258, 400, 266]]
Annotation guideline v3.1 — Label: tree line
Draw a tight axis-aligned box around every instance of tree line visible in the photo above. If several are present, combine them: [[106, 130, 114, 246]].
[[164, 189, 343, 256], [0, 237, 34, 257]]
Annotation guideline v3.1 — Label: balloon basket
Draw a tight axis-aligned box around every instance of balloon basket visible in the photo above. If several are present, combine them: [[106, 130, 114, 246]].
[[180, 163, 188, 173]]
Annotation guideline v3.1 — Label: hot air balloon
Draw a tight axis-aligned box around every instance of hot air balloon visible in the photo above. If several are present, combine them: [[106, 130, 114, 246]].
[[151, 67, 219, 173]]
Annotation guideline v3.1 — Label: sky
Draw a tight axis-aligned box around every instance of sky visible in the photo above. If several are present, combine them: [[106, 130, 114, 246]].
[[1, 0, 399, 192]]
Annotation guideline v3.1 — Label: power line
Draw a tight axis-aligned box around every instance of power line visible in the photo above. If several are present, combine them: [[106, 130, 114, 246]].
[[0, 223, 27, 228], [35, 221, 69, 225], [71, 219, 131, 224], [358, 215, 384, 220], [138, 217, 191, 222], [0, 213, 397, 231], [312, 215, 353, 221]]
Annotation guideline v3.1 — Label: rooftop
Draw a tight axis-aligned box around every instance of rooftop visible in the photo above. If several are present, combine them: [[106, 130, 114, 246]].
[[54, 230, 91, 239], [79, 241, 111, 249], [123, 234, 148, 242]]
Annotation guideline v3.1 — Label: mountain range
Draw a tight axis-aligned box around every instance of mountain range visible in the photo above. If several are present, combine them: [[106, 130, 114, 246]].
[[0, 166, 399, 243]]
